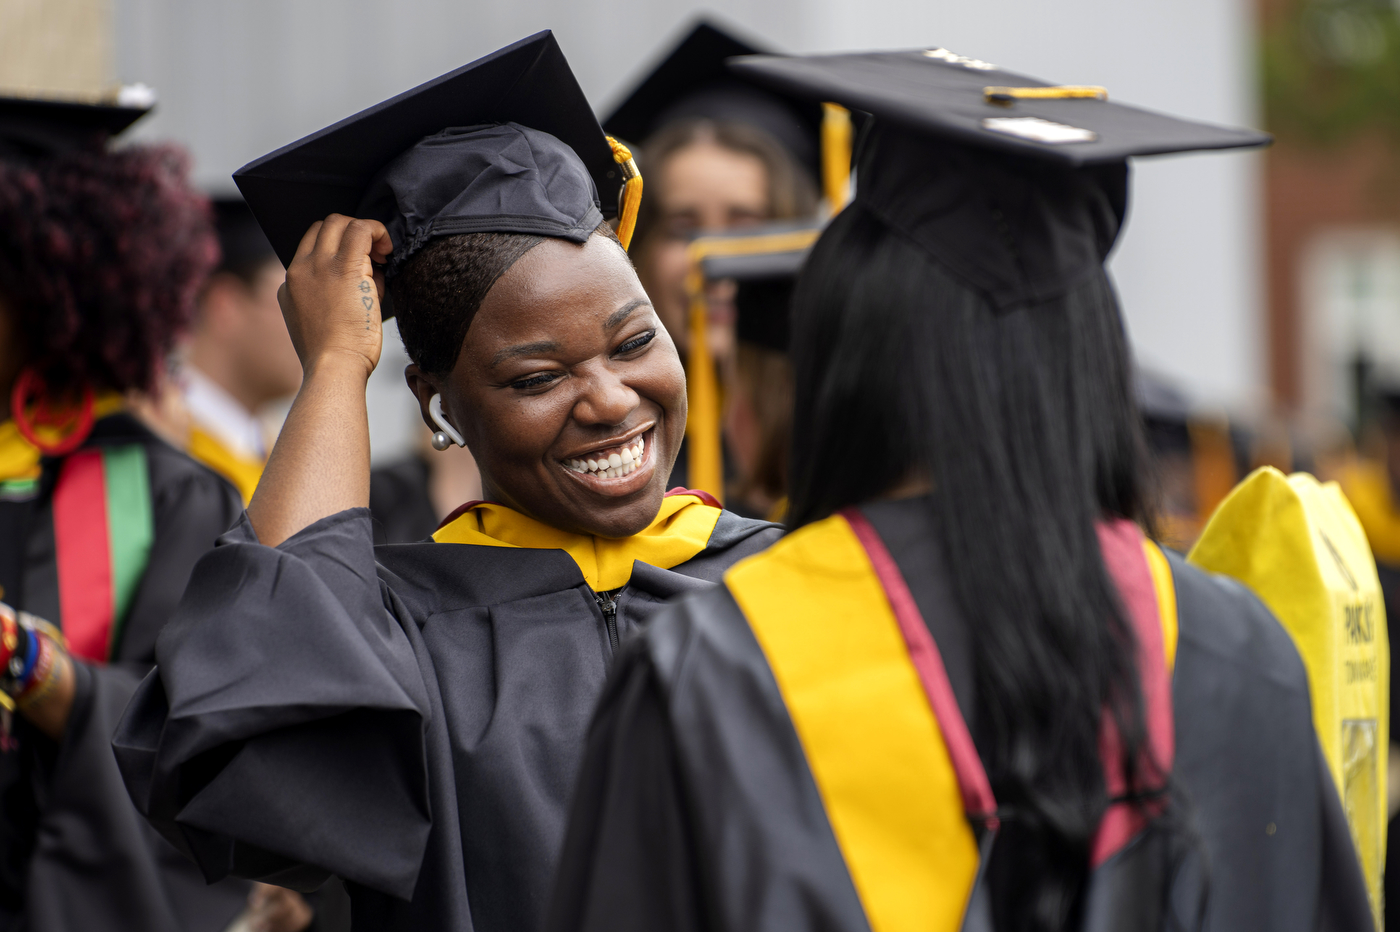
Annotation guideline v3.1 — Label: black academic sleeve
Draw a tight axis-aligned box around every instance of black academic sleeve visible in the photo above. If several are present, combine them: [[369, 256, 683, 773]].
[[114, 508, 434, 900]]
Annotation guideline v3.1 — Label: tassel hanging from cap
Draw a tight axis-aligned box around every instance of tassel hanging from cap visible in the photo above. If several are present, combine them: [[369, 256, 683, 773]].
[[606, 137, 643, 251], [821, 103, 853, 213], [682, 261, 723, 503]]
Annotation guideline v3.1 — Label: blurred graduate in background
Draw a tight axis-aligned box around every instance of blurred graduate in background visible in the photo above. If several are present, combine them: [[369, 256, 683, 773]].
[[0, 91, 251, 932], [179, 198, 302, 505], [368, 413, 481, 544], [604, 21, 820, 494], [686, 224, 817, 519], [1135, 369, 1242, 551]]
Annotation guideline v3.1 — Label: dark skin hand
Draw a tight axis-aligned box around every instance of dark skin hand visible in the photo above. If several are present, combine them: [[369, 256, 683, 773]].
[[405, 235, 686, 539], [250, 215, 686, 547], [247, 216, 391, 546]]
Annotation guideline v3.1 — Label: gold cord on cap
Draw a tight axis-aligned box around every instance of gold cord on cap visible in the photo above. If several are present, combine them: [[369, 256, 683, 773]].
[[821, 103, 853, 212], [606, 136, 643, 250], [984, 85, 1108, 105]]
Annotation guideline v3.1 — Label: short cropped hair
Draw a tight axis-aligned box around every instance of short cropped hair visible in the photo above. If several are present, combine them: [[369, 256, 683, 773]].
[[391, 222, 623, 376]]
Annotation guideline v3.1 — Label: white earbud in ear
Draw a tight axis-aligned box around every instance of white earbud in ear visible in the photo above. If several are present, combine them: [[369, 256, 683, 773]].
[[428, 394, 466, 451]]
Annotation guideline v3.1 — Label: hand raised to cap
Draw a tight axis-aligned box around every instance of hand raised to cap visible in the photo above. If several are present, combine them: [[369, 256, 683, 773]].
[[277, 214, 394, 380]]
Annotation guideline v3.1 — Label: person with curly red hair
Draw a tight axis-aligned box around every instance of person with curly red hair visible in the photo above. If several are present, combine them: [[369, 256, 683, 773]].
[[0, 95, 252, 932]]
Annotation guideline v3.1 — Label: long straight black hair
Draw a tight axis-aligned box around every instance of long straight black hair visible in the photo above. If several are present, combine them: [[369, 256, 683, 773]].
[[788, 204, 1155, 931]]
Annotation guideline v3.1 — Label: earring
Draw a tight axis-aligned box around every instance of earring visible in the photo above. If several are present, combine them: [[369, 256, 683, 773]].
[[428, 394, 466, 450]]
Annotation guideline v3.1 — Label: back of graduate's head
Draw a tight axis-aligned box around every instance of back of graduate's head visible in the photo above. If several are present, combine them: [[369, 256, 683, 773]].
[[786, 139, 1155, 930], [786, 205, 1148, 530], [0, 141, 217, 398]]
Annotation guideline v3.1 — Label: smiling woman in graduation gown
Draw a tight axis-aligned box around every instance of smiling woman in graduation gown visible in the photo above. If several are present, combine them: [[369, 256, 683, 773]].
[[546, 52, 1373, 932], [0, 97, 251, 931], [113, 32, 780, 932]]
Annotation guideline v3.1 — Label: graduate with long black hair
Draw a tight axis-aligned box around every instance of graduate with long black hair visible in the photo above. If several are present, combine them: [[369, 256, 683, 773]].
[[114, 33, 780, 932], [547, 51, 1373, 932]]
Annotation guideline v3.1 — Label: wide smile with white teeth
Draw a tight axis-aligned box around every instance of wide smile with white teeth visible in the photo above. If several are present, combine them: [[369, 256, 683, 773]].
[[564, 432, 647, 480]]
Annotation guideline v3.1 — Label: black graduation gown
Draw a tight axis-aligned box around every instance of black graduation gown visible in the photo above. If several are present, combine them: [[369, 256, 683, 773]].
[[113, 504, 781, 932], [547, 498, 1374, 932], [0, 413, 249, 932], [368, 455, 439, 544]]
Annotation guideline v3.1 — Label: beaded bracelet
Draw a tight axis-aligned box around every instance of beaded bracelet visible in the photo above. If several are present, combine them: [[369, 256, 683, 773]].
[[0, 605, 18, 670], [0, 607, 65, 711], [15, 633, 59, 712], [10, 625, 38, 685], [0, 607, 17, 715]]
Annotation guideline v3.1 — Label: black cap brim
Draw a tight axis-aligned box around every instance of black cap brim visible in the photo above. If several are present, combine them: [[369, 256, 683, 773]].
[[0, 95, 151, 159], [234, 31, 622, 268], [730, 49, 1270, 166]]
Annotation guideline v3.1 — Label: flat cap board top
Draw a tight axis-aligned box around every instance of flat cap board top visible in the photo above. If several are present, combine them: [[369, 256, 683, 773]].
[[602, 19, 822, 176], [0, 94, 152, 160], [723, 47, 1269, 310], [729, 49, 1271, 166], [233, 31, 621, 270]]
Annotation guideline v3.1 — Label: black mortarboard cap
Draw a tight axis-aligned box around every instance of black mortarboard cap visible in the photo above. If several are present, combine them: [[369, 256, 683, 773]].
[[0, 92, 152, 163], [696, 222, 819, 352], [233, 31, 622, 277], [731, 49, 1270, 310], [603, 20, 822, 178]]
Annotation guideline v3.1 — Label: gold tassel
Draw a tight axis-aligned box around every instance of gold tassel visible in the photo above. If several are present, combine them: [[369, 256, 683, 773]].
[[684, 261, 724, 502], [606, 136, 643, 250], [821, 103, 853, 213]]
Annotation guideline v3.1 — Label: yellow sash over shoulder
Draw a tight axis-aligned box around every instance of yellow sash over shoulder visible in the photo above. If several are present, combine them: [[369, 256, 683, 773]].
[[432, 491, 723, 591], [727, 513, 979, 932], [188, 427, 264, 505], [727, 513, 1181, 932]]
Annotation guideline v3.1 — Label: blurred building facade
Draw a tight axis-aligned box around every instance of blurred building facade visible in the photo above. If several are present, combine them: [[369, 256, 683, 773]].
[[15, 0, 1267, 463], [1260, 0, 1400, 445]]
